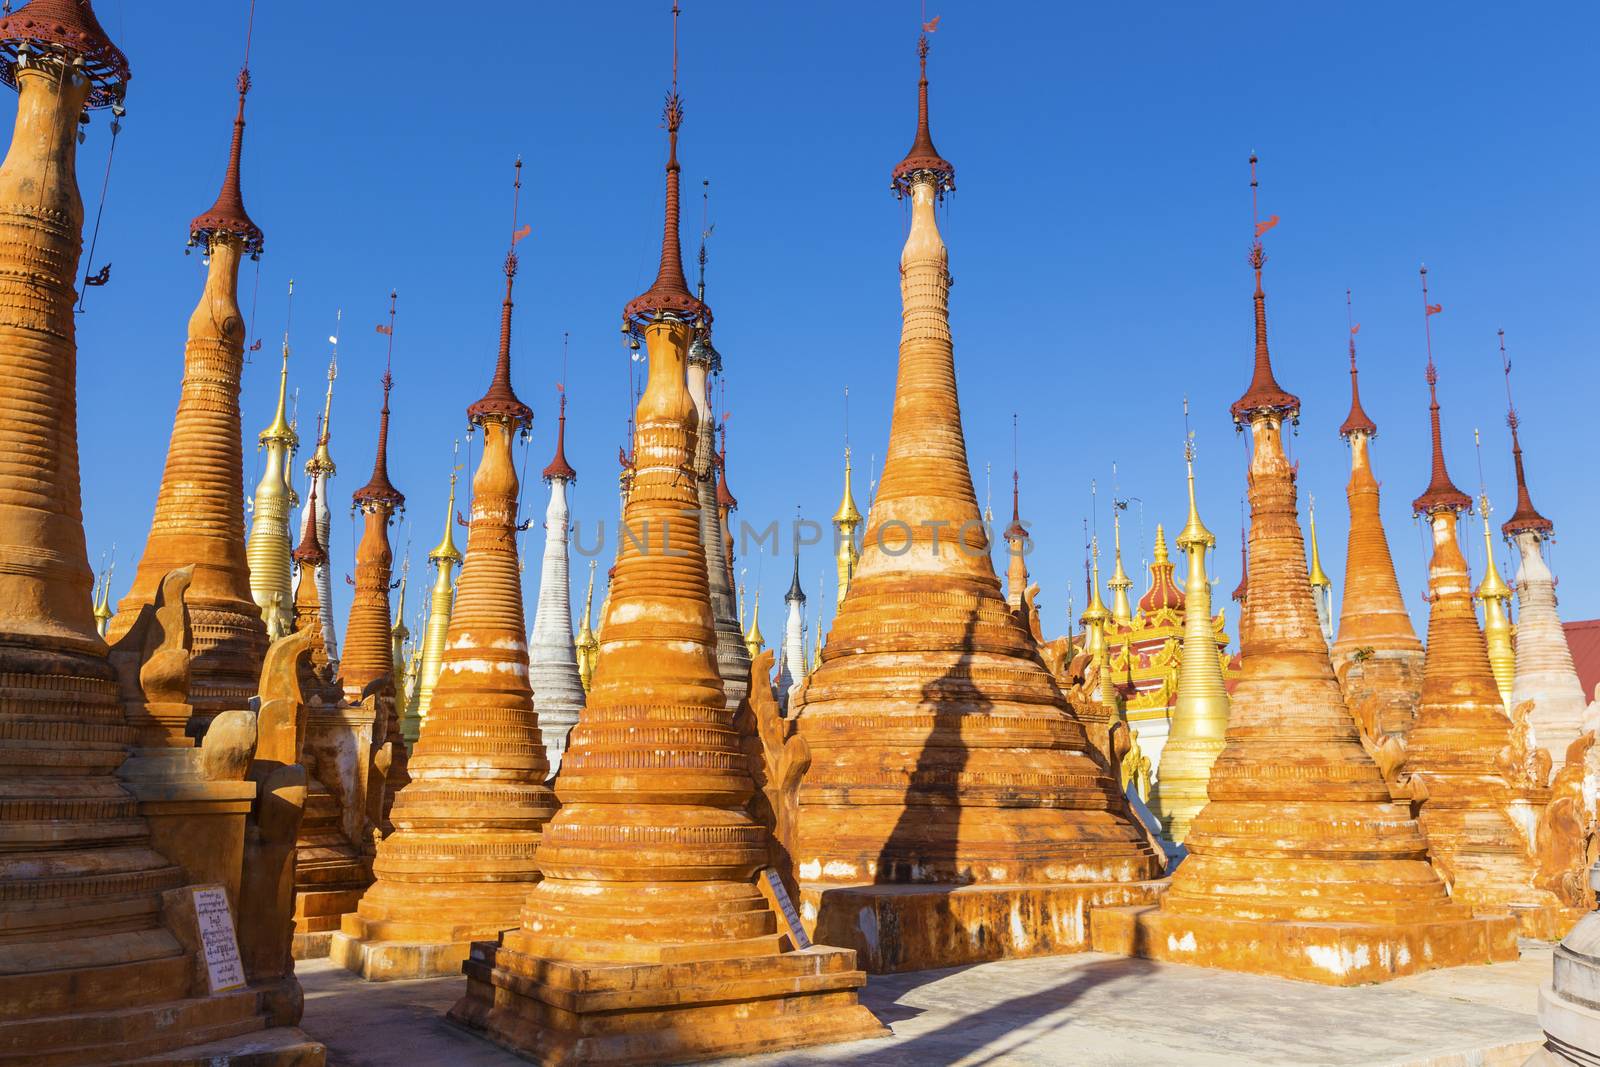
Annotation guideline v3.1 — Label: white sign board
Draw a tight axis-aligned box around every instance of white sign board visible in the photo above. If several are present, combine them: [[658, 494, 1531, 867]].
[[762, 868, 812, 949], [192, 885, 247, 993]]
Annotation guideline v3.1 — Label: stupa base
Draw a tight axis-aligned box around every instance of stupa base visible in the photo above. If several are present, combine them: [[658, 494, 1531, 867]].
[[0, 981, 324, 1067], [291, 885, 367, 960], [800, 879, 1169, 974], [1537, 981, 1600, 1067], [1506, 903, 1589, 943], [447, 937, 887, 1066], [328, 916, 478, 982], [1090, 903, 1518, 985]]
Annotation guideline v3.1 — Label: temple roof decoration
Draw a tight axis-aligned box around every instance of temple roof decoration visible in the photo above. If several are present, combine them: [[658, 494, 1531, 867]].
[[542, 390, 577, 482], [1498, 329, 1553, 537], [306, 352, 336, 476], [352, 292, 405, 511], [1476, 490, 1512, 602], [834, 446, 861, 526], [259, 343, 297, 448], [1411, 267, 1472, 516], [715, 431, 736, 509], [786, 544, 805, 604], [1339, 291, 1377, 438], [1231, 535, 1247, 604], [1138, 525, 1185, 615], [190, 65, 263, 256], [1230, 155, 1300, 425], [292, 479, 326, 567], [1307, 498, 1331, 588], [1003, 467, 1026, 545], [469, 161, 535, 428], [891, 35, 955, 197], [427, 466, 462, 565], [0, 0, 129, 108]]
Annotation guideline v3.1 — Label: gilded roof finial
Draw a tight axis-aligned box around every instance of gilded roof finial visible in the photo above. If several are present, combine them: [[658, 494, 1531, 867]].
[[891, 17, 955, 198], [259, 278, 296, 447], [1339, 288, 1377, 439], [1178, 397, 1214, 551], [307, 312, 338, 476], [428, 440, 464, 564], [1410, 265, 1471, 516], [1307, 494, 1331, 589], [1472, 429, 1512, 601], [1498, 328, 1553, 538], [353, 290, 404, 512], [189, 0, 263, 256], [470, 158, 535, 428], [622, 2, 706, 332], [1230, 153, 1298, 425]]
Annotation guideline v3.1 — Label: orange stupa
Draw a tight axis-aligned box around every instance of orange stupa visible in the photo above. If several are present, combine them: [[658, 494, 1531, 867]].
[[1091, 159, 1516, 985], [343, 294, 409, 828], [330, 166, 556, 981], [450, 14, 884, 1062], [789, 33, 1162, 976], [1404, 268, 1574, 940], [1330, 291, 1424, 740], [107, 55, 268, 738]]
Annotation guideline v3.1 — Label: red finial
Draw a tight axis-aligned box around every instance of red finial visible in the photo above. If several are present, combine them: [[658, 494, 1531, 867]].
[[189, 0, 263, 255], [1498, 328, 1553, 537], [1410, 266, 1471, 516], [353, 291, 405, 512], [1230, 153, 1298, 425], [891, 25, 956, 198], [622, 2, 706, 332], [293, 472, 326, 567], [1231, 510, 1248, 604], [716, 420, 737, 509], [0, 0, 130, 108], [1339, 287, 1377, 439], [542, 388, 577, 483], [1005, 413, 1026, 543], [469, 159, 535, 427]]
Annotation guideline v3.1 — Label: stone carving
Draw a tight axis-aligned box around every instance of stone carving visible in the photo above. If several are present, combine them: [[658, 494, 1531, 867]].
[[1502, 700, 1557, 792], [743, 649, 811, 899], [110, 565, 198, 746], [1533, 733, 1600, 911]]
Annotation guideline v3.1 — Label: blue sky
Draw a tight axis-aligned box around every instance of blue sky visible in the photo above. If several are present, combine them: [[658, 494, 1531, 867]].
[[33, 1, 1600, 646]]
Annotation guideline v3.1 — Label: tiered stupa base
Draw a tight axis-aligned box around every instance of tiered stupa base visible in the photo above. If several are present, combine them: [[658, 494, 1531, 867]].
[[801, 879, 1167, 974], [450, 936, 886, 1067], [1091, 904, 1517, 986], [289, 781, 370, 960], [328, 879, 530, 981]]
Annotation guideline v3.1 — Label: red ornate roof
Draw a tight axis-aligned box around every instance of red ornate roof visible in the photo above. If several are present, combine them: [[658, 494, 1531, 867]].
[[1338, 332, 1377, 438], [0, 0, 128, 109], [542, 391, 576, 482], [190, 68, 263, 256], [622, 91, 707, 331], [1230, 244, 1300, 424], [1411, 362, 1470, 517], [1138, 533, 1185, 615], [891, 35, 955, 198], [468, 252, 534, 427]]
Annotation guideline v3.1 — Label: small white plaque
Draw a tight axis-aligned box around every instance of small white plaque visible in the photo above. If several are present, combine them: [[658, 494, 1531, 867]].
[[192, 885, 247, 992], [763, 868, 812, 949]]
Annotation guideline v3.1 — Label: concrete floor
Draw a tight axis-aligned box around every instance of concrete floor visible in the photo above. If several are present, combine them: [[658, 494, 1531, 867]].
[[298, 942, 1550, 1066]]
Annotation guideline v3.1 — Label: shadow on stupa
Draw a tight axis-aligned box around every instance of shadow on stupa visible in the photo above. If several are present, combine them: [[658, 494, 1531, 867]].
[[876, 609, 980, 888]]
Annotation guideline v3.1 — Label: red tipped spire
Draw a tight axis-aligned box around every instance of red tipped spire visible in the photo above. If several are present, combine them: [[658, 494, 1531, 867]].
[[1410, 267, 1471, 516], [469, 159, 535, 427], [891, 32, 956, 197], [1230, 154, 1299, 425], [1004, 415, 1026, 543], [0, 0, 129, 109], [353, 291, 405, 512], [1498, 329, 1553, 537], [542, 389, 577, 483], [190, 2, 262, 256], [1231, 534, 1248, 604], [293, 469, 326, 567], [622, 3, 708, 332], [1338, 288, 1377, 439], [715, 423, 737, 510]]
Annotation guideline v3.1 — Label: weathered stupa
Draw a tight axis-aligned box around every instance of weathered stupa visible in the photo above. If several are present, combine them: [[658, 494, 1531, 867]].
[[109, 53, 268, 736], [1405, 280, 1571, 939], [1148, 432, 1229, 845], [791, 32, 1161, 975], [1475, 478, 1517, 712], [1501, 331, 1588, 762], [1092, 163, 1515, 984], [528, 389, 584, 773], [451, 16, 883, 1059], [331, 164, 556, 980], [303, 353, 340, 666], [247, 316, 299, 641], [0, 3, 321, 1058], [1330, 296, 1424, 741], [406, 462, 462, 742], [777, 546, 806, 713]]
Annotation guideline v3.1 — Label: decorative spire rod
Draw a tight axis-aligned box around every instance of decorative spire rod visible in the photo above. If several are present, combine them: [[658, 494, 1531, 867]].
[[1411, 265, 1470, 516], [469, 158, 534, 427], [1179, 396, 1214, 550], [891, 17, 955, 197], [260, 277, 295, 444], [1498, 328, 1552, 537], [189, 0, 264, 256], [1004, 413, 1025, 542], [542, 385, 576, 483], [1339, 288, 1377, 438], [428, 440, 464, 563], [354, 291, 404, 510], [1230, 153, 1297, 425]]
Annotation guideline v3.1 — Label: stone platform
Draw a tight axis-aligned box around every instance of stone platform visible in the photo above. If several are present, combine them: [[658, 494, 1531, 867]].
[[296, 943, 1550, 1065], [801, 880, 1168, 974]]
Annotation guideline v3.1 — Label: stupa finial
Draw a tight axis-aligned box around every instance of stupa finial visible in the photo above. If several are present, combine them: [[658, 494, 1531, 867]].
[[469, 158, 535, 427], [1497, 327, 1553, 538], [190, 0, 262, 255], [353, 290, 404, 512], [1411, 265, 1471, 516], [1339, 288, 1377, 439], [891, 15, 955, 197], [1230, 153, 1298, 425]]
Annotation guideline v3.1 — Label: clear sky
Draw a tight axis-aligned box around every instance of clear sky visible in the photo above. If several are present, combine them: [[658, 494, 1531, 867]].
[[30, 0, 1600, 648]]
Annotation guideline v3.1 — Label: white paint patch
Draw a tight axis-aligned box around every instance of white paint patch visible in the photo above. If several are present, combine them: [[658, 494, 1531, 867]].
[[1167, 932, 1197, 953], [822, 860, 860, 880], [798, 860, 821, 881], [1009, 903, 1031, 951]]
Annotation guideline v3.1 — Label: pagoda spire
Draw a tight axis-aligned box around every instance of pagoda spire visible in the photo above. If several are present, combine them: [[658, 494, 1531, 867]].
[[1307, 495, 1334, 647], [575, 558, 599, 694], [1108, 494, 1134, 627], [1150, 421, 1228, 845], [335, 161, 555, 979], [304, 341, 340, 665], [1003, 415, 1029, 614], [1330, 287, 1422, 739], [1473, 431, 1515, 712], [453, 12, 880, 1050], [1116, 158, 1502, 985], [1410, 267, 1472, 517], [246, 282, 299, 642], [778, 533, 807, 713], [716, 421, 738, 594], [833, 392, 862, 605], [109, 8, 268, 731], [1499, 329, 1587, 760], [406, 450, 463, 742], [744, 588, 765, 660], [1229, 154, 1299, 426], [528, 384, 585, 773]]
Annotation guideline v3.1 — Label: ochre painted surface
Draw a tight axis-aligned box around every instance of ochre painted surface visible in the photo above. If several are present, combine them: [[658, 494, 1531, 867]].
[[1331, 431, 1424, 739]]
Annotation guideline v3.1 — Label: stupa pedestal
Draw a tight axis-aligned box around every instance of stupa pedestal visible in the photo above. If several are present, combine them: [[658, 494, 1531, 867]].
[[1091, 215, 1514, 985], [330, 246, 555, 982], [1534, 870, 1600, 1066], [451, 73, 882, 1057], [790, 38, 1162, 976]]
